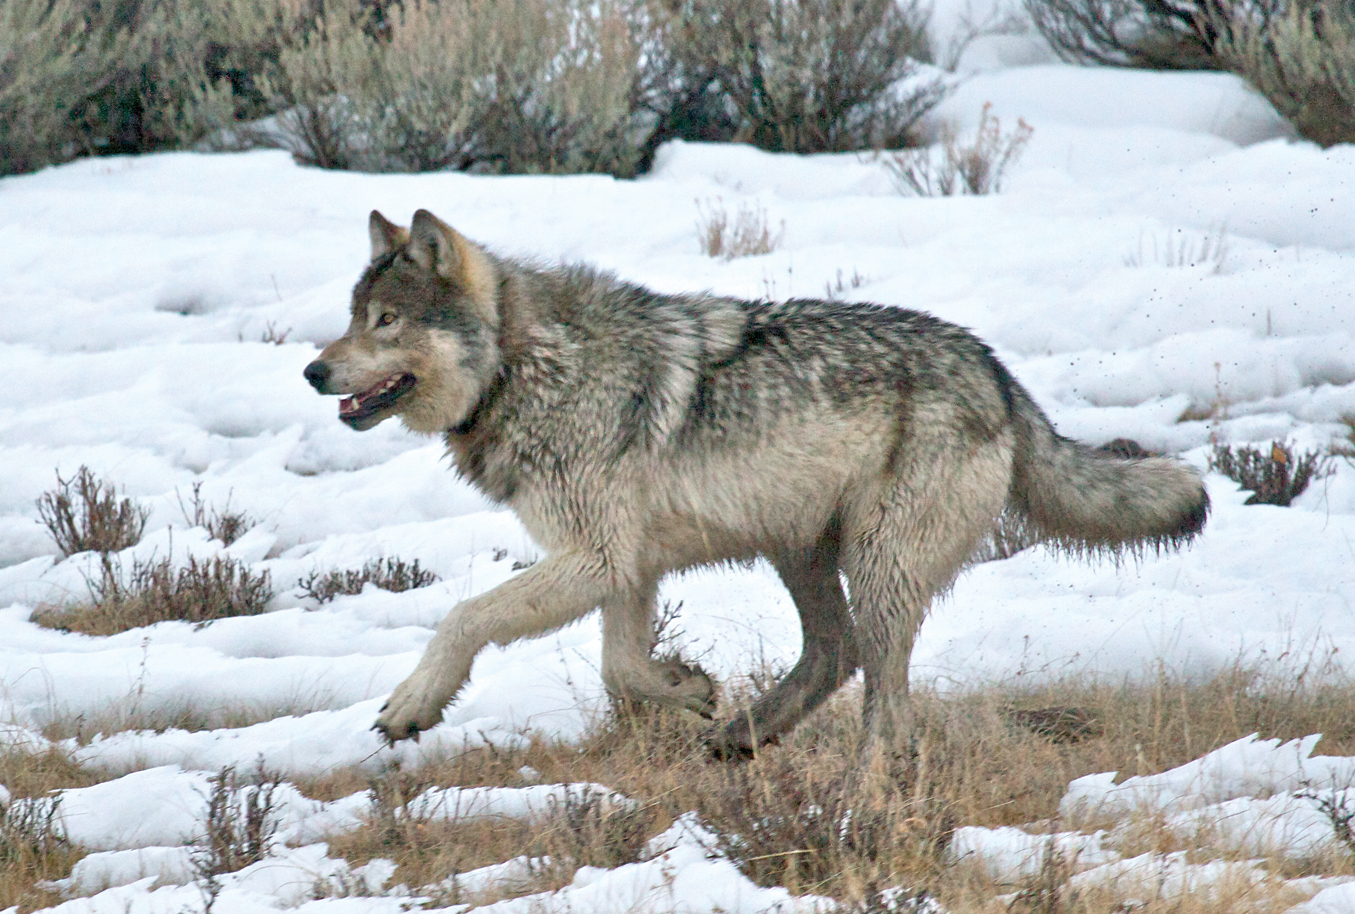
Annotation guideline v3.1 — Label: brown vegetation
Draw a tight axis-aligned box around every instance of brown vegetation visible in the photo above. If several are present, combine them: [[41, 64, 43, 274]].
[[296, 556, 439, 604], [1023, 0, 1355, 146], [1209, 439, 1334, 506], [178, 482, 256, 547], [0, 745, 102, 912], [883, 103, 1034, 197], [695, 198, 785, 260], [36, 466, 148, 558], [296, 655, 1355, 910], [31, 553, 273, 636]]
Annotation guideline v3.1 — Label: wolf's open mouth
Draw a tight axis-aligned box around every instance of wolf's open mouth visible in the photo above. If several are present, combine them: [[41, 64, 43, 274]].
[[339, 373, 416, 424]]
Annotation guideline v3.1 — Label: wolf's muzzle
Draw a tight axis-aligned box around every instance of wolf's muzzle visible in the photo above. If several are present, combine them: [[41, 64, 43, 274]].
[[303, 360, 330, 393]]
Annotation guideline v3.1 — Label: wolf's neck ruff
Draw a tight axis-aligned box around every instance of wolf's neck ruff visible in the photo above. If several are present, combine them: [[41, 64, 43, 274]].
[[448, 366, 509, 437]]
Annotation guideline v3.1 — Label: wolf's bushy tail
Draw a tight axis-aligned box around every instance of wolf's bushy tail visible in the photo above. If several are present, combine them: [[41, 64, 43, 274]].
[[1007, 389, 1209, 557]]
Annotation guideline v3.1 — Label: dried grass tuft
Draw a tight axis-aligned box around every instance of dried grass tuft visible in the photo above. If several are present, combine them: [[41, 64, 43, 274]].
[[36, 466, 148, 557], [31, 553, 273, 635]]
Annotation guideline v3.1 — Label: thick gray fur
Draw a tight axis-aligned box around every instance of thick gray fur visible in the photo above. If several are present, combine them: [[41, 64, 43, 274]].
[[304, 209, 1210, 763]]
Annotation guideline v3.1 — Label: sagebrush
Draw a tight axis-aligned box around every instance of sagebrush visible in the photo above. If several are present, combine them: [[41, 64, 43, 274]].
[[660, 0, 945, 153], [36, 466, 149, 557], [4, 0, 950, 177], [296, 556, 439, 604], [178, 481, 256, 546], [1023, 0, 1355, 146], [31, 553, 274, 635], [1212, 1, 1355, 147], [1208, 439, 1333, 506]]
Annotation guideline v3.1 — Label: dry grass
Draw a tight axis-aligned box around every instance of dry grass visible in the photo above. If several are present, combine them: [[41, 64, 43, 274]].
[[10, 650, 1351, 911], [1125, 225, 1230, 272], [0, 745, 103, 912], [42, 695, 332, 746], [193, 764, 284, 912], [291, 654, 1355, 910], [36, 466, 149, 557], [313, 758, 657, 903], [31, 553, 273, 636], [177, 481, 256, 547], [296, 557, 439, 605], [695, 198, 785, 260], [883, 102, 1033, 197]]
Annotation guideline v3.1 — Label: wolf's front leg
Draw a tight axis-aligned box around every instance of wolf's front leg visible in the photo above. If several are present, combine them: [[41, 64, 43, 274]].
[[374, 553, 613, 742]]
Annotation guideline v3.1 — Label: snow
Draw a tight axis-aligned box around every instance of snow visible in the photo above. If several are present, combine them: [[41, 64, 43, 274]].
[[2, 21, 1354, 913], [488, 813, 837, 914], [950, 826, 1118, 881]]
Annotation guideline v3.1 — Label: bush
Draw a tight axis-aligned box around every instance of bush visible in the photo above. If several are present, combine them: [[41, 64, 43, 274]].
[[193, 765, 283, 913], [32, 553, 274, 635], [1023, 0, 1229, 69], [178, 482, 256, 547], [695, 198, 784, 259], [9, 0, 948, 176], [695, 740, 954, 898], [167, 0, 325, 151], [1024, 0, 1355, 146], [1208, 439, 1334, 506], [257, 0, 656, 175], [36, 466, 149, 557], [0, 792, 76, 910], [882, 103, 1033, 196], [0, 0, 137, 174], [1212, 1, 1355, 147], [297, 556, 439, 603], [530, 786, 654, 873], [661, 0, 945, 154]]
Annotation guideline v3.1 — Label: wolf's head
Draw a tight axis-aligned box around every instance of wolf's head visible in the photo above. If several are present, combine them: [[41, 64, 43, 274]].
[[304, 210, 501, 433]]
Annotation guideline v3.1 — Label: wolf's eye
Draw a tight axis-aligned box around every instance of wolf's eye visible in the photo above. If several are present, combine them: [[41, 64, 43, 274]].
[[377, 312, 397, 327]]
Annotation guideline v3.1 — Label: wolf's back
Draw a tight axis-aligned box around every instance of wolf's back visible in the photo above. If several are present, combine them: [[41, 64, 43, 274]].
[[1006, 387, 1209, 555]]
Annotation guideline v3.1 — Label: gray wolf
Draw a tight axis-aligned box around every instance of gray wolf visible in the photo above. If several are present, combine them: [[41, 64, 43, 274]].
[[303, 209, 1209, 762]]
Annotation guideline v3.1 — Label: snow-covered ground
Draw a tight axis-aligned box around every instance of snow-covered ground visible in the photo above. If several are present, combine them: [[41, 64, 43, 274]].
[[1, 21, 1354, 913]]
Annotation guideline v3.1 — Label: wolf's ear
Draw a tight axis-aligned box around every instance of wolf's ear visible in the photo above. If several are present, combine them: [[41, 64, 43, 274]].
[[369, 210, 408, 261], [409, 209, 498, 324]]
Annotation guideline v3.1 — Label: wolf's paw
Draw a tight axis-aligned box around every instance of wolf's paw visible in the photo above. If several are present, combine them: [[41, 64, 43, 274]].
[[701, 713, 779, 762], [655, 658, 717, 718], [372, 675, 449, 744]]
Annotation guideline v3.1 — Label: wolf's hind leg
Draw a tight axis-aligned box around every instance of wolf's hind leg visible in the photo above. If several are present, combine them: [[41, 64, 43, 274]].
[[601, 586, 716, 716], [844, 436, 1012, 774], [707, 522, 859, 759]]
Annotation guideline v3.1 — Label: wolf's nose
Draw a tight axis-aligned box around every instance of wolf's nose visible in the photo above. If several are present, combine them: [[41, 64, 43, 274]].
[[304, 360, 330, 392]]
